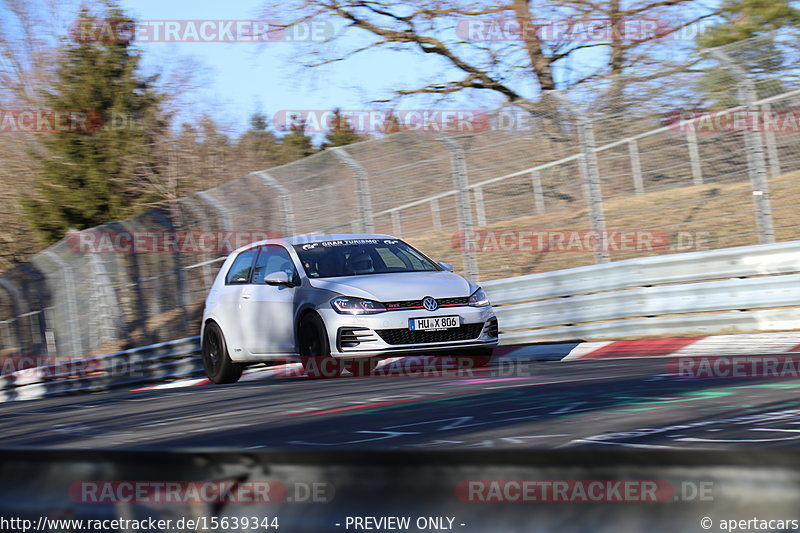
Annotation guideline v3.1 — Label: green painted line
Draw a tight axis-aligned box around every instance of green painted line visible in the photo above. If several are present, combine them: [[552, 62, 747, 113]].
[[615, 383, 800, 413]]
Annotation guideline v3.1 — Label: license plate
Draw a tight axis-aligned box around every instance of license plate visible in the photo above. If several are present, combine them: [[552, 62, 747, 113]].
[[409, 316, 460, 331]]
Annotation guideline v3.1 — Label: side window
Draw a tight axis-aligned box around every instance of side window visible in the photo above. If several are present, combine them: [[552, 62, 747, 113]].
[[252, 245, 298, 284], [225, 248, 258, 284]]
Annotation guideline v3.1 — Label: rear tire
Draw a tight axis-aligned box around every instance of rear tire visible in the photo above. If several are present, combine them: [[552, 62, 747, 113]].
[[202, 322, 243, 384], [299, 313, 342, 379]]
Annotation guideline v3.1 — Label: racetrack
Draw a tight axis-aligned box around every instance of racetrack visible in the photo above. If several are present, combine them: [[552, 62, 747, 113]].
[[3, 353, 800, 450]]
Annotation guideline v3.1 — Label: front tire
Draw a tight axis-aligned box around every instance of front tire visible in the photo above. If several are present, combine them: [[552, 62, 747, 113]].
[[202, 322, 243, 384], [299, 313, 342, 379]]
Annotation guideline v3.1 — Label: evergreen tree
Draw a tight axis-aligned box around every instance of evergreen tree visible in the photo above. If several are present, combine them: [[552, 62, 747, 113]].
[[694, 1, 800, 109], [238, 112, 280, 164], [21, 1, 167, 244], [321, 108, 366, 148], [697, 0, 800, 48], [278, 117, 313, 163]]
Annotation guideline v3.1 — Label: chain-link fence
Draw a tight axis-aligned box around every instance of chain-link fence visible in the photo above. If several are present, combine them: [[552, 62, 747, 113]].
[[1, 34, 799, 360]]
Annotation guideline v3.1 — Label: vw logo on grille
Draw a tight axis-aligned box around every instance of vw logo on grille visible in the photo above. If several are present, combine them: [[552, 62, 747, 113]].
[[422, 296, 438, 311]]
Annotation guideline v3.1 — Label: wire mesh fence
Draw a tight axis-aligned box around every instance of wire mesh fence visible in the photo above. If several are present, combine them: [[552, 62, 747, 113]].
[[1, 33, 799, 359]]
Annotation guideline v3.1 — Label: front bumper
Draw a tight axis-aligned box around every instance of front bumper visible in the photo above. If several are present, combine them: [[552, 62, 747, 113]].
[[318, 306, 498, 358]]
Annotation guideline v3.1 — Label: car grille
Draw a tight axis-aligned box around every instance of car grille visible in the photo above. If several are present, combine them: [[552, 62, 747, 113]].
[[376, 323, 484, 345], [384, 296, 470, 310]]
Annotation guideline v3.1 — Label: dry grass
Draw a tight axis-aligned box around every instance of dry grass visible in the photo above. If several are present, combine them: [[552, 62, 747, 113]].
[[406, 170, 800, 280]]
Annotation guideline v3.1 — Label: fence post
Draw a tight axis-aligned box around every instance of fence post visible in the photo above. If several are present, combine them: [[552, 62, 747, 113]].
[[88, 254, 124, 349], [42, 251, 82, 357], [530, 169, 546, 213], [195, 192, 235, 323], [473, 187, 487, 227], [685, 128, 704, 186], [761, 103, 782, 178], [549, 91, 609, 264], [709, 47, 775, 244], [18, 263, 50, 357], [391, 211, 402, 236], [197, 191, 233, 232], [437, 133, 478, 279], [628, 140, 645, 194], [331, 147, 375, 233], [253, 171, 295, 237], [0, 277, 22, 356], [149, 210, 190, 338], [430, 199, 443, 231]]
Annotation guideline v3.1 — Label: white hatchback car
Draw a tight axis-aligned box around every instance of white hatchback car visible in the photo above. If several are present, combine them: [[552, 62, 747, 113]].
[[201, 234, 498, 382]]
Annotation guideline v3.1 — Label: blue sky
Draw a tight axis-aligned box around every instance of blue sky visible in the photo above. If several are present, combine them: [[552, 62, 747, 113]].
[[115, 0, 482, 134], [3, 0, 724, 136]]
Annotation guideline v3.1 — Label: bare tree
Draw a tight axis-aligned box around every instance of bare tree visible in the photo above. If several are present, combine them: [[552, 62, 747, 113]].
[[266, 0, 718, 114]]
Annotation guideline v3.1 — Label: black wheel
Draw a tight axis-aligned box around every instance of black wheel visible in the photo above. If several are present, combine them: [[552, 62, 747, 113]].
[[202, 322, 243, 384], [298, 313, 342, 379], [455, 348, 493, 370], [344, 357, 379, 377]]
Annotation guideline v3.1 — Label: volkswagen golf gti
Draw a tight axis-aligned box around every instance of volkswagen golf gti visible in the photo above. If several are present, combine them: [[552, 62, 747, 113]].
[[201, 234, 498, 382]]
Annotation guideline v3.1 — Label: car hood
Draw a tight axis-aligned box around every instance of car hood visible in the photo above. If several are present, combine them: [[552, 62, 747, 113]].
[[308, 271, 476, 301]]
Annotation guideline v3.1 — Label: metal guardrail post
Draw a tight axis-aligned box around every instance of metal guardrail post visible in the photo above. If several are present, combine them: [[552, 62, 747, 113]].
[[437, 134, 478, 280], [709, 47, 775, 244], [331, 147, 375, 233], [628, 140, 645, 194], [549, 91, 610, 264], [253, 171, 296, 237], [42, 251, 82, 357]]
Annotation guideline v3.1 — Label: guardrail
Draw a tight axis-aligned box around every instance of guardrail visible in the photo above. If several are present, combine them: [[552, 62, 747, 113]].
[[2, 240, 800, 402], [484, 240, 800, 344], [0, 336, 201, 402]]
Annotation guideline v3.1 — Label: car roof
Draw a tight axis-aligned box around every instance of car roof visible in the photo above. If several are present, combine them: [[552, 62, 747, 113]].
[[230, 234, 399, 255]]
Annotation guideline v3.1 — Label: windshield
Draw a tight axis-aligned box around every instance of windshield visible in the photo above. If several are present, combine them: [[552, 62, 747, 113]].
[[293, 238, 440, 278]]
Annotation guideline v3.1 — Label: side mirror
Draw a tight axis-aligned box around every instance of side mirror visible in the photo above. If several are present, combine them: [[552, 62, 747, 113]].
[[438, 262, 455, 272], [265, 271, 293, 287]]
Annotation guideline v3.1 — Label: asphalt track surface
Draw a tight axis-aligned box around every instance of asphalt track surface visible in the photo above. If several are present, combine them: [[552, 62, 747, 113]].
[[2, 355, 800, 450]]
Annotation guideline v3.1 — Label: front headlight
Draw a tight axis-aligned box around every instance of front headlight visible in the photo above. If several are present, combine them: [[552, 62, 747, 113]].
[[468, 288, 490, 307], [331, 296, 387, 315]]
